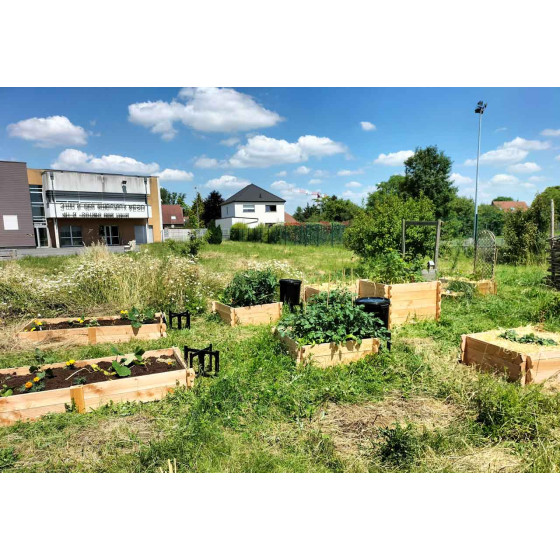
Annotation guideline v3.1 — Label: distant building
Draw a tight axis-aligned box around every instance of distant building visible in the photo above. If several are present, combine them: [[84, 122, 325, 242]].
[[162, 204, 185, 228], [216, 184, 286, 235], [284, 212, 298, 224], [492, 200, 529, 212], [0, 160, 163, 248]]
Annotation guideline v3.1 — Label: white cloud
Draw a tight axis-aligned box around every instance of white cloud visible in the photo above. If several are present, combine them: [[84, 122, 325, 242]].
[[502, 137, 550, 151], [450, 173, 472, 186], [528, 175, 546, 182], [342, 185, 376, 202], [314, 170, 330, 178], [308, 179, 322, 185], [337, 169, 363, 176], [7, 115, 88, 148], [374, 150, 414, 166], [276, 170, 287, 177], [345, 181, 362, 188], [51, 149, 159, 175], [541, 128, 560, 137], [220, 137, 241, 146], [194, 156, 220, 168], [494, 127, 508, 133], [128, 87, 282, 139], [271, 180, 295, 190], [360, 121, 376, 131], [507, 162, 542, 174], [465, 147, 528, 166], [228, 135, 346, 168], [487, 174, 536, 189], [295, 165, 311, 175], [204, 175, 248, 190], [158, 169, 193, 181]]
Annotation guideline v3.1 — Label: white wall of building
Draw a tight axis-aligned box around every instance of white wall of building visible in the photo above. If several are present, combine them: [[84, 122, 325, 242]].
[[220, 202, 285, 228]]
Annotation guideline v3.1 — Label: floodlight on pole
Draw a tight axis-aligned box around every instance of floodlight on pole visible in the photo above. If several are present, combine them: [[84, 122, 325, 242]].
[[473, 100, 487, 247]]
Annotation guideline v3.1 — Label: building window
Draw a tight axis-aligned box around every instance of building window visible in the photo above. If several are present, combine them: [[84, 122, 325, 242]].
[[265, 205, 277, 212], [171, 215, 176, 220], [2, 215, 19, 230], [243, 204, 255, 213], [59, 225, 83, 247]]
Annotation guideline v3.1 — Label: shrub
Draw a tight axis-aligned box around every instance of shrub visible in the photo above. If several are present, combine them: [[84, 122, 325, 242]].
[[247, 224, 268, 242], [207, 223, 223, 245], [357, 249, 424, 284], [221, 269, 278, 307], [501, 210, 546, 265], [164, 235, 205, 257], [276, 289, 389, 345], [345, 193, 435, 259], [230, 222, 248, 241]]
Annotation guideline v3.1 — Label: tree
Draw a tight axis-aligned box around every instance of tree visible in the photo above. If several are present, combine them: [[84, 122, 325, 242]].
[[492, 196, 514, 202], [445, 196, 474, 238], [321, 196, 361, 222], [207, 223, 223, 245], [201, 190, 224, 225], [502, 209, 546, 265], [187, 192, 205, 228], [375, 175, 407, 197], [160, 187, 188, 212], [478, 204, 505, 236], [293, 203, 320, 222], [345, 193, 436, 258], [402, 146, 457, 219], [528, 186, 560, 236]]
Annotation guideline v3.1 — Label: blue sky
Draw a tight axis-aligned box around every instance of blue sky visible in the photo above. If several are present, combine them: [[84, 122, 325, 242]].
[[1, 87, 559, 212]]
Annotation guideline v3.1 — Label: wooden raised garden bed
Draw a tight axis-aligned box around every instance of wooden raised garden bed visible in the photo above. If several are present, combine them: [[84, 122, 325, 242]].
[[357, 279, 441, 328], [212, 301, 283, 326], [275, 330, 380, 368], [441, 277, 497, 297], [460, 327, 560, 386], [0, 347, 194, 426], [303, 282, 355, 303], [16, 314, 166, 345]]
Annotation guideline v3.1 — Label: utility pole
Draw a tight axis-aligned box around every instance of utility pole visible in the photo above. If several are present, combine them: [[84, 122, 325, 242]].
[[473, 100, 487, 272], [552, 199, 555, 239]]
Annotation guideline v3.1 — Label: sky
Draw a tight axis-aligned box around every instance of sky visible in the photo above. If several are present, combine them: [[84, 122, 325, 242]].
[[1, 87, 559, 213]]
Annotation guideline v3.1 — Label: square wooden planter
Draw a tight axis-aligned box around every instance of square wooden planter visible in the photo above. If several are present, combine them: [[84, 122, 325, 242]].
[[357, 280, 441, 329], [442, 278, 497, 297], [275, 330, 380, 368], [303, 282, 356, 303], [460, 327, 560, 386], [16, 314, 166, 346], [212, 301, 283, 326], [0, 347, 194, 426]]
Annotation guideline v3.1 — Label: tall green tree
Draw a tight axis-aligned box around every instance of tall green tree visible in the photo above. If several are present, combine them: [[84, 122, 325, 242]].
[[321, 196, 361, 222], [492, 196, 514, 202], [188, 192, 205, 228], [529, 186, 560, 236], [402, 146, 457, 219], [478, 204, 505, 236], [201, 190, 224, 225], [160, 187, 188, 212], [293, 203, 320, 222]]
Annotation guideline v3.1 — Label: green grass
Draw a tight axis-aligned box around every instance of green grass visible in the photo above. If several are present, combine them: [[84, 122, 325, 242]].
[[1, 243, 560, 472]]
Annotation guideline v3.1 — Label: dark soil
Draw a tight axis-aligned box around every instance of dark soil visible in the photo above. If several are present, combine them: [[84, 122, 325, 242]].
[[25, 318, 159, 331], [0, 354, 181, 394]]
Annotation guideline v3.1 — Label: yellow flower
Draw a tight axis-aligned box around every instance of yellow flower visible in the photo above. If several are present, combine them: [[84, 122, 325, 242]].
[[34, 320, 43, 326], [66, 359, 76, 366], [78, 318, 84, 323], [33, 376, 40, 383], [120, 310, 128, 315], [25, 381, 33, 389]]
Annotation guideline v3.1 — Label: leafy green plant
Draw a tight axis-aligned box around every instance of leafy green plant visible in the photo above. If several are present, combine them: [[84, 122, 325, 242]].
[[207, 223, 223, 245], [357, 249, 424, 284], [73, 376, 87, 386], [110, 346, 146, 378], [221, 269, 278, 307], [446, 280, 476, 298], [0, 447, 17, 470], [229, 222, 249, 241], [499, 329, 557, 346], [121, 307, 156, 328], [1, 383, 13, 398], [376, 423, 426, 468], [276, 289, 389, 346]]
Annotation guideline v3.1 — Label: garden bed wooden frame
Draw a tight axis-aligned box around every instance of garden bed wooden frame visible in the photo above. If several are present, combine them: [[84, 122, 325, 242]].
[[275, 330, 380, 368], [442, 277, 497, 296], [460, 328, 560, 386], [357, 280, 441, 329], [16, 314, 166, 345], [0, 347, 194, 426], [303, 282, 356, 303], [212, 301, 283, 326]]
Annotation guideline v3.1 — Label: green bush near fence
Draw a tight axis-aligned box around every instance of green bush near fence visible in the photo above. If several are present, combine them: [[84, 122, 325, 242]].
[[229, 222, 347, 246]]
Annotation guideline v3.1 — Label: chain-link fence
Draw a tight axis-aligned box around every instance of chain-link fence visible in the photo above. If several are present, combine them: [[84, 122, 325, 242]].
[[230, 223, 347, 246]]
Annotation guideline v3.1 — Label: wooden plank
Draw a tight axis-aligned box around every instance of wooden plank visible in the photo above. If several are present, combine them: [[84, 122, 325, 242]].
[[69, 386, 86, 413], [215, 301, 282, 326], [388, 281, 440, 294], [463, 336, 526, 362]]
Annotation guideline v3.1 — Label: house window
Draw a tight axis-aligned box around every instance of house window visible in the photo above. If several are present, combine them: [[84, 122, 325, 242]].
[[265, 205, 277, 212], [2, 215, 19, 230], [59, 225, 83, 247], [243, 204, 255, 213], [171, 216, 176, 220]]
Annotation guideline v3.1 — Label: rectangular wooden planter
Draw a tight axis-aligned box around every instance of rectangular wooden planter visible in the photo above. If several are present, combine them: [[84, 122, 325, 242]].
[[275, 330, 380, 368], [357, 280, 441, 329], [303, 282, 356, 303], [212, 301, 283, 326], [460, 327, 560, 386], [0, 347, 194, 426], [442, 278, 497, 297], [16, 314, 166, 345]]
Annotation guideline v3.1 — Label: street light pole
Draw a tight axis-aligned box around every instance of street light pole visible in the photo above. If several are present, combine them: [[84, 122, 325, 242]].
[[473, 100, 487, 271]]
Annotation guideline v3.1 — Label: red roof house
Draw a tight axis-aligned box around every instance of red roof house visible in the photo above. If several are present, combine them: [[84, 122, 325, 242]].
[[284, 212, 299, 224], [161, 204, 185, 227], [491, 200, 529, 212]]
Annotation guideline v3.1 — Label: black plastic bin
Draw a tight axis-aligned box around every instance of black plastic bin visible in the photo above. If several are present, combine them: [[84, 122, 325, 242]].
[[354, 297, 390, 330], [279, 279, 302, 310]]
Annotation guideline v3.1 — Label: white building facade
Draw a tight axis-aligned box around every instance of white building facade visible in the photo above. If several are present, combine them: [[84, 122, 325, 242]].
[[216, 184, 286, 235]]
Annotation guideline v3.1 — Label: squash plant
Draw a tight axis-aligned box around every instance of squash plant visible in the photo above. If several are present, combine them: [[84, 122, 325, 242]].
[[277, 289, 389, 346], [221, 269, 278, 307]]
